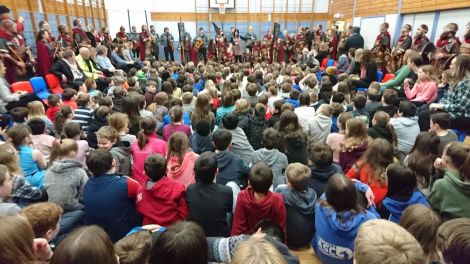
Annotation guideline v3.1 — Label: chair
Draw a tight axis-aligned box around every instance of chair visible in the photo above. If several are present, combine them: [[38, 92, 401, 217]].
[[45, 74, 63, 95], [326, 59, 335, 67], [10, 81, 33, 93], [320, 58, 328, 69], [30, 77, 51, 100], [381, 73, 395, 83], [356, 88, 368, 92], [376, 71, 384, 82], [452, 129, 469, 142]]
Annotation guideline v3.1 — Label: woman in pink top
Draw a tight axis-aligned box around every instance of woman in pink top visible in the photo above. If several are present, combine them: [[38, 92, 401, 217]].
[[163, 105, 191, 141], [166, 132, 199, 187], [131, 117, 167, 185], [404, 65, 438, 105]]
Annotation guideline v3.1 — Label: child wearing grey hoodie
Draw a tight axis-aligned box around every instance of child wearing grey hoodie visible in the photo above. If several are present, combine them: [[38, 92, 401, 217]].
[[251, 128, 288, 189], [390, 101, 420, 161], [45, 139, 88, 212], [276, 163, 317, 249], [307, 104, 333, 145]]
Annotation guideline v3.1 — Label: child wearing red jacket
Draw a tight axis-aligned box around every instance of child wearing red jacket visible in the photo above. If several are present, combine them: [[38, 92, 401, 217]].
[[136, 154, 188, 226], [231, 161, 286, 236]]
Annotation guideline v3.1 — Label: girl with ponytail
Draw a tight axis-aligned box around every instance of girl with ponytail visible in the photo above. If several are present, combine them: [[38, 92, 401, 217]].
[[130, 117, 167, 185], [368, 111, 398, 148], [54, 106, 74, 138], [429, 142, 470, 219], [45, 139, 88, 211], [162, 105, 191, 141]]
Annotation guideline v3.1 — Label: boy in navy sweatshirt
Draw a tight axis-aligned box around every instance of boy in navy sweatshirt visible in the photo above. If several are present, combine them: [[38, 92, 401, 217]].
[[276, 163, 317, 249], [213, 129, 250, 188], [83, 149, 142, 242]]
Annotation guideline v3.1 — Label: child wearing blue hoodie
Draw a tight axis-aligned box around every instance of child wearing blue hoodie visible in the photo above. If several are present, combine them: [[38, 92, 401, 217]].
[[312, 174, 379, 264], [276, 163, 317, 249], [380, 164, 429, 223]]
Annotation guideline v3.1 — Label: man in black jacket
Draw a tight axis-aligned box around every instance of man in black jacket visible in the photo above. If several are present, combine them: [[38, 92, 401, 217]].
[[185, 152, 233, 237], [50, 49, 86, 90], [344, 26, 364, 51]]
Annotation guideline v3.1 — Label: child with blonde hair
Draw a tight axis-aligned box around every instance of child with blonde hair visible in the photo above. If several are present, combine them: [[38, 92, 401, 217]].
[[354, 219, 425, 264], [7, 124, 47, 187], [0, 143, 44, 206], [27, 101, 54, 134], [232, 237, 287, 264], [108, 112, 137, 145], [97, 126, 132, 176], [404, 65, 438, 105]]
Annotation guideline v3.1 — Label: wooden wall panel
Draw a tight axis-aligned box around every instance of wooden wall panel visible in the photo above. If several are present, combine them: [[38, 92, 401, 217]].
[[401, 0, 470, 13], [355, 0, 398, 17], [4, 0, 107, 35], [9, 0, 106, 21], [328, 0, 469, 22], [328, 0, 354, 21], [151, 12, 328, 22]]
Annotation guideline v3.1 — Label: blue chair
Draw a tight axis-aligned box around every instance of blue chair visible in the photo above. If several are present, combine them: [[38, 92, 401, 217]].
[[326, 59, 335, 67], [452, 129, 469, 142], [376, 71, 384, 82], [29, 77, 51, 100]]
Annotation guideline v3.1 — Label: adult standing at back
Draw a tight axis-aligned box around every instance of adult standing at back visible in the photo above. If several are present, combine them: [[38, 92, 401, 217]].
[[161, 27, 175, 61], [344, 27, 364, 51]]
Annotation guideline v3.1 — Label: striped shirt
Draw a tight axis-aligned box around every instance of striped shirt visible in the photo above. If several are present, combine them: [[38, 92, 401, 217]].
[[72, 106, 93, 131]]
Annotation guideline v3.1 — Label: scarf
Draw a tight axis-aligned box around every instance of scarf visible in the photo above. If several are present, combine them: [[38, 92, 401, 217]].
[[59, 33, 73, 42], [72, 27, 87, 38], [413, 35, 429, 46]]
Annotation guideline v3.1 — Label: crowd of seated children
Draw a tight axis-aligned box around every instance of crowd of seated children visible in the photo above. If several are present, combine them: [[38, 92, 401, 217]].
[[1, 29, 470, 264]]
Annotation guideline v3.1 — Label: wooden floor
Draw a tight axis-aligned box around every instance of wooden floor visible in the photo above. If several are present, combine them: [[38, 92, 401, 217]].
[[290, 247, 322, 264]]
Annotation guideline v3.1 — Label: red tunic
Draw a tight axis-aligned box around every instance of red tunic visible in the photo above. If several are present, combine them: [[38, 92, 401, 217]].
[[139, 31, 150, 61], [375, 31, 391, 50], [36, 40, 53, 77], [0, 28, 26, 84], [116, 32, 129, 42]]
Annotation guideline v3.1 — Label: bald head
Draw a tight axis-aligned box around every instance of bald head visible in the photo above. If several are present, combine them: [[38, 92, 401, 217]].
[[1, 19, 16, 33]]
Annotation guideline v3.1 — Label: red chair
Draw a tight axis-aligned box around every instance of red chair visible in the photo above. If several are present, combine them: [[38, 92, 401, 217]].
[[10, 81, 33, 93], [382, 73, 395, 83], [45, 74, 63, 94], [321, 58, 328, 69]]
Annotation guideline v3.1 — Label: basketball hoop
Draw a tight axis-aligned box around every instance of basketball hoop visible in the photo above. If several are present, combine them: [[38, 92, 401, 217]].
[[216, 0, 227, 14], [218, 3, 226, 14]]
